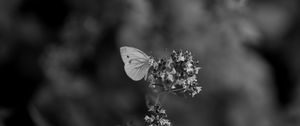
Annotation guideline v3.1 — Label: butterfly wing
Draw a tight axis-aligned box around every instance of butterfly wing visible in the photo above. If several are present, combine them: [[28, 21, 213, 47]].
[[120, 46, 150, 81], [124, 60, 150, 81], [120, 46, 149, 64]]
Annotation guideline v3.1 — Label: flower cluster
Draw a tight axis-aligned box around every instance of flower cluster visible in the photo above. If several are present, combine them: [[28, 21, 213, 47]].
[[147, 50, 202, 97], [144, 105, 171, 126]]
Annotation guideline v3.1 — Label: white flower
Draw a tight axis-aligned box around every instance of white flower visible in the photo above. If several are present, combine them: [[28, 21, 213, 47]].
[[178, 54, 185, 61], [187, 75, 196, 85], [159, 118, 171, 126], [195, 66, 201, 74], [196, 86, 202, 93], [170, 68, 176, 74], [166, 73, 174, 82], [159, 109, 166, 114], [185, 62, 194, 73], [192, 86, 202, 97], [160, 72, 166, 81], [144, 115, 154, 123], [166, 58, 173, 68]]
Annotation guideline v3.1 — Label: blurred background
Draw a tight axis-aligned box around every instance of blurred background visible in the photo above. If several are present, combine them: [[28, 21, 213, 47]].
[[0, 0, 300, 126]]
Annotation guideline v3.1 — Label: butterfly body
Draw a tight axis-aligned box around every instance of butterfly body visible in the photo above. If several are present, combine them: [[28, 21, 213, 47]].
[[120, 46, 152, 81]]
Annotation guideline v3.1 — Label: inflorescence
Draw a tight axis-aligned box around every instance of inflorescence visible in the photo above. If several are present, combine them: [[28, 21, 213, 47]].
[[147, 50, 202, 97], [144, 105, 171, 126], [143, 50, 201, 126]]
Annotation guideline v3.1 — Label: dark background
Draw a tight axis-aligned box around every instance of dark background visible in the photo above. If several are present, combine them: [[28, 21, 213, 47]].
[[1, 0, 300, 126]]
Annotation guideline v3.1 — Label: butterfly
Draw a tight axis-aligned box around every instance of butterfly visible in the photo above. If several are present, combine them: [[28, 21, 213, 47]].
[[120, 46, 152, 81]]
